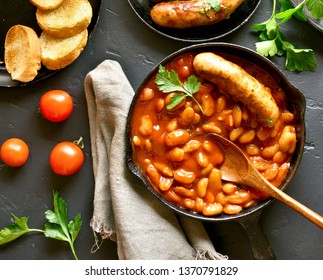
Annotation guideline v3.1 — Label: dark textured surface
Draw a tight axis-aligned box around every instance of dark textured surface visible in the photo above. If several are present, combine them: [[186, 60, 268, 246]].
[[0, 0, 322, 260]]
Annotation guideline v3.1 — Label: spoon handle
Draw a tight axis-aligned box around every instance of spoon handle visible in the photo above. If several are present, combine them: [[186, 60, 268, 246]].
[[268, 186, 323, 229]]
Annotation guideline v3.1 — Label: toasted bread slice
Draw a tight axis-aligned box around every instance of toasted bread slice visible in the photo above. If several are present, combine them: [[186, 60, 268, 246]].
[[36, 0, 92, 38], [30, 0, 66, 10], [40, 29, 88, 70], [5, 25, 41, 83]]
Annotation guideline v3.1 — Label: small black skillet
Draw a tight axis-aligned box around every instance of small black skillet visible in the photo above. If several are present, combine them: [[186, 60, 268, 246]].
[[126, 43, 306, 259]]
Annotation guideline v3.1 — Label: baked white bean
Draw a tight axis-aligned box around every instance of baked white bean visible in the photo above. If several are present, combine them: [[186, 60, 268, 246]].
[[230, 127, 244, 141], [222, 182, 238, 195], [263, 163, 279, 181], [223, 204, 243, 215], [246, 144, 260, 156], [196, 151, 209, 167], [174, 186, 195, 198], [183, 139, 201, 153], [166, 118, 178, 132], [159, 177, 174, 191], [166, 147, 185, 162], [178, 107, 195, 126], [202, 203, 223, 216], [227, 191, 250, 204], [279, 125, 296, 153], [195, 197, 204, 212], [262, 144, 280, 159], [140, 87, 155, 101], [174, 168, 196, 184], [232, 104, 242, 128], [139, 115, 153, 136], [238, 129, 256, 144], [208, 168, 222, 194], [184, 198, 195, 210], [216, 95, 226, 113], [153, 162, 173, 177], [201, 93, 215, 117], [202, 123, 222, 134], [155, 98, 165, 112], [165, 129, 190, 146], [196, 178, 209, 198]]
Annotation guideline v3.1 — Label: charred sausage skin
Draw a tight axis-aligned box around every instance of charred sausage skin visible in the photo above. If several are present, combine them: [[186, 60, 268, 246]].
[[150, 0, 244, 29], [193, 52, 280, 127]]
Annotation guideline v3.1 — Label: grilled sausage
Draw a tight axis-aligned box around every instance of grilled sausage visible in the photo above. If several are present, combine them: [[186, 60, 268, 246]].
[[193, 52, 280, 127], [150, 0, 244, 29]]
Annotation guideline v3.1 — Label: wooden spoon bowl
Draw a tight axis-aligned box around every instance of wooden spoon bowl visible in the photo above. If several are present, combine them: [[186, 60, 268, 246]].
[[206, 133, 323, 229]]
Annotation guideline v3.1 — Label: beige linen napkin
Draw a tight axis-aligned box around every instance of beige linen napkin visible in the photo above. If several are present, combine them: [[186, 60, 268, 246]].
[[84, 59, 227, 260]]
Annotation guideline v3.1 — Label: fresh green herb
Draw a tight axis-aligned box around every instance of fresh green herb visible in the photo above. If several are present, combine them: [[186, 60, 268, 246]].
[[252, 0, 322, 71], [155, 65, 204, 114], [0, 215, 44, 245], [198, 0, 221, 13], [44, 190, 82, 260], [203, 0, 221, 12], [306, 0, 323, 18], [0, 190, 82, 260]]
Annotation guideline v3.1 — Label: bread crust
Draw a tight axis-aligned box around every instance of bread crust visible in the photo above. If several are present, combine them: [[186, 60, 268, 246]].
[[4, 25, 41, 83], [40, 29, 88, 70], [36, 0, 92, 38], [29, 0, 65, 10]]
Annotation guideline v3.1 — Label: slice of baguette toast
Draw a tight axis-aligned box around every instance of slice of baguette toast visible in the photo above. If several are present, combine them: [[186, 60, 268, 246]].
[[4, 25, 41, 83], [36, 0, 92, 38], [29, 0, 66, 10], [40, 29, 88, 70]]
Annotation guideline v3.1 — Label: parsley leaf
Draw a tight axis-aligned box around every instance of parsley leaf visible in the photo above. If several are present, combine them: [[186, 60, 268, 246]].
[[255, 40, 278, 57], [203, 0, 221, 11], [279, 0, 307, 21], [0, 215, 43, 245], [284, 43, 317, 71], [44, 190, 82, 260], [252, 0, 320, 72], [306, 0, 323, 18], [166, 94, 187, 110], [184, 75, 201, 96], [0, 191, 82, 260], [276, 1, 306, 23], [155, 65, 204, 114], [155, 65, 184, 93]]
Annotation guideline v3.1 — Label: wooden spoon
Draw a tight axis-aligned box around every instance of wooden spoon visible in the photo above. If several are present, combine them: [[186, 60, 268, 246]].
[[207, 133, 323, 230]]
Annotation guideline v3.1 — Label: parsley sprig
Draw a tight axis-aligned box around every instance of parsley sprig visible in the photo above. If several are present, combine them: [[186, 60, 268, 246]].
[[155, 65, 204, 114], [252, 0, 322, 71], [203, 0, 221, 12], [0, 190, 82, 260]]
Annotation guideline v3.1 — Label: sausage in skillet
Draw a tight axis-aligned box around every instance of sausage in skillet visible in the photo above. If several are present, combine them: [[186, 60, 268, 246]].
[[150, 0, 244, 29], [193, 52, 280, 127]]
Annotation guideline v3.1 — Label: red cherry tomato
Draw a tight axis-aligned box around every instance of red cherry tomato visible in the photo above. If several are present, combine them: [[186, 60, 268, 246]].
[[39, 90, 73, 122], [49, 138, 84, 176], [0, 138, 29, 167]]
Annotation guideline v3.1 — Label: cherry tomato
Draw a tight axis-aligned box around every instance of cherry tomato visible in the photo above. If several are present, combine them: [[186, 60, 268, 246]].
[[49, 138, 84, 176], [0, 138, 29, 167], [39, 90, 73, 122]]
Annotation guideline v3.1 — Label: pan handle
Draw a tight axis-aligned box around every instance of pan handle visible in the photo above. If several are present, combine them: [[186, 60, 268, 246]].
[[238, 211, 276, 260]]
